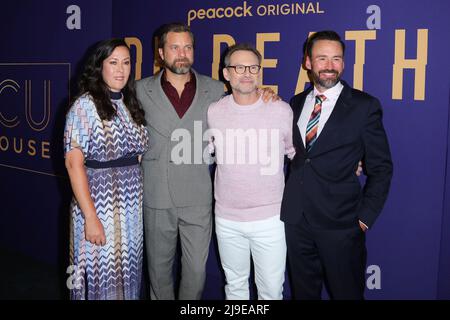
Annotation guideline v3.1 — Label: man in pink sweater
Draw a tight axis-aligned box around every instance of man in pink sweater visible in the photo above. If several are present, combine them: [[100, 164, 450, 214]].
[[207, 44, 295, 300]]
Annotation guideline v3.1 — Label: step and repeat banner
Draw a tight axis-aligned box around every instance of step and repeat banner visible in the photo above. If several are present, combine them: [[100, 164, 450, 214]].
[[1, 0, 449, 299]]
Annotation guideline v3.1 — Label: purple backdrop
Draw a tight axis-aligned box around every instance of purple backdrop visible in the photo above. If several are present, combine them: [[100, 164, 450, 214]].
[[1, 0, 449, 299]]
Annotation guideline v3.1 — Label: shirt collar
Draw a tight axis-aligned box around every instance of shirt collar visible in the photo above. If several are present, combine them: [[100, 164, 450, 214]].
[[313, 81, 343, 103]]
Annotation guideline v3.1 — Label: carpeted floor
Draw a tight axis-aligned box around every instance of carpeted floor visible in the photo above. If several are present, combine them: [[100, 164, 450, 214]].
[[0, 247, 65, 300]]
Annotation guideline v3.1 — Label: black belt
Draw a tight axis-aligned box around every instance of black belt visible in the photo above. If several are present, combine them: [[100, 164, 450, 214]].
[[85, 156, 139, 169]]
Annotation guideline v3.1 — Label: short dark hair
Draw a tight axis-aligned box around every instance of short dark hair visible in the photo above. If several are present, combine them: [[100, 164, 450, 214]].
[[158, 22, 194, 49], [223, 43, 262, 67], [305, 30, 345, 58]]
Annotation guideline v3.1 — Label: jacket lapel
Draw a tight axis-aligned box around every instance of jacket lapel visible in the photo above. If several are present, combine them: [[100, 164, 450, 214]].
[[308, 82, 353, 157], [178, 69, 209, 125], [144, 71, 180, 124], [292, 86, 313, 154]]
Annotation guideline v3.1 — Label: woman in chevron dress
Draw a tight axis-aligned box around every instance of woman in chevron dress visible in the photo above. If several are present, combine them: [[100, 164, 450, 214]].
[[64, 38, 148, 300]]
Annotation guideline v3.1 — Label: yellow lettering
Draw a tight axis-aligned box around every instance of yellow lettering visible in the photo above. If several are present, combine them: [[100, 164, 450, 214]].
[[28, 140, 36, 156], [216, 8, 224, 18], [25, 80, 51, 132], [187, 10, 196, 26], [345, 30, 376, 90], [257, 5, 267, 16], [268, 5, 275, 15], [235, 6, 243, 17], [306, 2, 316, 13], [393, 29, 428, 100], [207, 8, 216, 19], [256, 33, 280, 93], [281, 4, 290, 15], [296, 3, 305, 14], [224, 7, 233, 18], [13, 137, 22, 153], [0, 136, 9, 151], [316, 2, 324, 13], [42, 141, 50, 159], [0, 79, 20, 128], [243, 1, 253, 16], [197, 9, 206, 20]]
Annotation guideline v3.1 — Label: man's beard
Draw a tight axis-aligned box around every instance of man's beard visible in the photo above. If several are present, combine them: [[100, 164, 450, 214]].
[[311, 69, 341, 89], [232, 78, 258, 95], [165, 58, 193, 74]]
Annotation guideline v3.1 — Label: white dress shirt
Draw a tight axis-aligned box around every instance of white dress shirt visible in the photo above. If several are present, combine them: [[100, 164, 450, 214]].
[[297, 81, 344, 147]]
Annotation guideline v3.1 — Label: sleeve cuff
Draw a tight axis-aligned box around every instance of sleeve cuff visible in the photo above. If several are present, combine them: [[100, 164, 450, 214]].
[[359, 220, 369, 230]]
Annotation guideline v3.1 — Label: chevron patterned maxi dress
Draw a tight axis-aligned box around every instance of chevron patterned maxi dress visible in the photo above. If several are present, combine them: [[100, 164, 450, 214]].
[[64, 94, 149, 300]]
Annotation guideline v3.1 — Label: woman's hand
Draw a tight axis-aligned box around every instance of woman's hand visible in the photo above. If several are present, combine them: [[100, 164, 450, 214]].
[[85, 215, 106, 246]]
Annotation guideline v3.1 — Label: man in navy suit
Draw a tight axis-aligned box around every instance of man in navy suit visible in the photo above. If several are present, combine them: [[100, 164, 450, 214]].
[[281, 30, 393, 300]]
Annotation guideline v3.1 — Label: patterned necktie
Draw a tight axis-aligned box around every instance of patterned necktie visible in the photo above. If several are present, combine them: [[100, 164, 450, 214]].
[[305, 94, 326, 152]]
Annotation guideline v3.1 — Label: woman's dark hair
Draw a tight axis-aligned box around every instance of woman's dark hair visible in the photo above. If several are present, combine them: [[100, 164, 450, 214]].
[[74, 38, 146, 126]]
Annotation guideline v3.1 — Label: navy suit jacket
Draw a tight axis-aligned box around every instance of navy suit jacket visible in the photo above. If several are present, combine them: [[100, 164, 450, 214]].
[[281, 81, 393, 229]]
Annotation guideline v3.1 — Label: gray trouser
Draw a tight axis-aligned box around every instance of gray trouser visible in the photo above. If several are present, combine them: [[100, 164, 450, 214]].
[[143, 205, 212, 300]]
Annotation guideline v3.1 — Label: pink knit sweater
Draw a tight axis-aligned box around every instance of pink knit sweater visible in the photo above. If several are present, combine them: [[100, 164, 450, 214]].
[[207, 95, 295, 222]]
